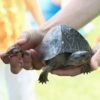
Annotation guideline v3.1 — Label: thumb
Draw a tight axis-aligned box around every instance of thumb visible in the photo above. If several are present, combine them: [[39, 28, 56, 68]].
[[90, 48, 100, 70], [15, 38, 29, 50], [90, 56, 99, 70], [0, 52, 10, 64], [16, 38, 27, 46], [0, 52, 5, 57]]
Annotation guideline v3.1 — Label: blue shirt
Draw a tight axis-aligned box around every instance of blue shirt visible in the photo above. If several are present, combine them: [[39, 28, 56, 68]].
[[38, 0, 61, 20]]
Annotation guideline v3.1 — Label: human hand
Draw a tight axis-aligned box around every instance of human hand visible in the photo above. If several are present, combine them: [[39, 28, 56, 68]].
[[51, 67, 82, 76], [15, 29, 44, 50], [0, 29, 44, 63], [0, 29, 44, 74], [90, 42, 100, 70], [0, 46, 44, 74]]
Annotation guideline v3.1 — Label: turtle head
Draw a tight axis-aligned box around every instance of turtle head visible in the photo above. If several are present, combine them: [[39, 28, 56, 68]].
[[69, 51, 91, 66]]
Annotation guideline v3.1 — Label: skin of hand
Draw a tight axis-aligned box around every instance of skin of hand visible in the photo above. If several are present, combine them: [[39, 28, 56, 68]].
[[15, 29, 44, 50], [0, 29, 44, 74], [0, 29, 44, 63], [90, 42, 100, 70]]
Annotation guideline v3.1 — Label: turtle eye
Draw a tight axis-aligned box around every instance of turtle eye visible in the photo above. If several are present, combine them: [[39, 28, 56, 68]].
[[81, 53, 87, 57], [81, 51, 89, 57]]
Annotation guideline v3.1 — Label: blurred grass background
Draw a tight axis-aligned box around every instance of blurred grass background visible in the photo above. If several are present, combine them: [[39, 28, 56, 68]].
[[35, 16, 100, 100]]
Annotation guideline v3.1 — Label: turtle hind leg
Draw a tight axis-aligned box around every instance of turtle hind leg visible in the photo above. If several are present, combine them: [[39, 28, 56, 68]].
[[38, 65, 53, 84], [81, 64, 91, 74]]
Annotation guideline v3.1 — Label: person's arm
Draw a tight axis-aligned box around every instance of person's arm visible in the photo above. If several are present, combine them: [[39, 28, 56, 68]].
[[25, 0, 45, 26], [40, 0, 100, 32]]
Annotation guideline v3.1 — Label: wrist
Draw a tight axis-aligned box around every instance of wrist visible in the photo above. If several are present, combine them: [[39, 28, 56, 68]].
[[39, 22, 53, 34]]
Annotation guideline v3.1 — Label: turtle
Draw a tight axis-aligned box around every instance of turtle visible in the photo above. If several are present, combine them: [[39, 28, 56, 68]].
[[37, 25, 93, 84]]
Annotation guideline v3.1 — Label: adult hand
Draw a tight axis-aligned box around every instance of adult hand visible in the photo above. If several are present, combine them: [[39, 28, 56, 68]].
[[0, 29, 44, 74], [15, 29, 44, 50], [90, 42, 100, 70]]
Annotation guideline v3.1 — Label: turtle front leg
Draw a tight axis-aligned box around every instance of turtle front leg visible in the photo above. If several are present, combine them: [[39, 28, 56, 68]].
[[39, 65, 53, 84], [39, 71, 48, 84]]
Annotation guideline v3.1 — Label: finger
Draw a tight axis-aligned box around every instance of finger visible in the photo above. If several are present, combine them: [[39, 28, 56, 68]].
[[90, 49, 100, 70], [9, 56, 23, 74], [15, 38, 30, 50], [30, 49, 44, 69], [30, 49, 39, 58], [23, 51, 33, 70], [0, 52, 5, 57], [0, 52, 10, 64], [15, 38, 34, 50], [90, 56, 98, 70], [15, 38, 27, 46], [22, 49, 43, 70], [91, 61, 98, 70]]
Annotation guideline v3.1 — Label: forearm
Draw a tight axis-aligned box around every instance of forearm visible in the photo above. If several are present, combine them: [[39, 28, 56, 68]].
[[40, 0, 100, 32], [25, 0, 45, 26]]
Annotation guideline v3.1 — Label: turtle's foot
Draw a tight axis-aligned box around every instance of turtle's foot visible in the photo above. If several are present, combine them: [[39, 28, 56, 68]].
[[81, 65, 91, 74], [38, 72, 48, 84]]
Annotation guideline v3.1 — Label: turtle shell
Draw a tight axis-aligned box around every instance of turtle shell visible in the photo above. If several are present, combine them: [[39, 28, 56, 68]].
[[38, 25, 92, 60]]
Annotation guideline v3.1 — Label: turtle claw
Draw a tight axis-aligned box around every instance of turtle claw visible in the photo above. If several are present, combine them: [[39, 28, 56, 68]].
[[81, 65, 91, 74], [38, 72, 48, 84]]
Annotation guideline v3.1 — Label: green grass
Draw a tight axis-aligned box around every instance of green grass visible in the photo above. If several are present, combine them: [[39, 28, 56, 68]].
[[35, 16, 100, 100], [35, 69, 100, 100]]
